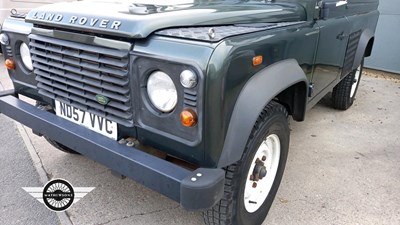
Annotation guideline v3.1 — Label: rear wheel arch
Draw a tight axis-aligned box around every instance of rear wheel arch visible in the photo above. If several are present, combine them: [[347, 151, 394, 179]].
[[364, 37, 375, 57], [353, 29, 375, 70]]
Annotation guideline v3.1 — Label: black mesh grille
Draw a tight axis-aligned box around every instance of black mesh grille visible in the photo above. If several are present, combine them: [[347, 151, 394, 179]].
[[341, 30, 362, 78], [29, 34, 133, 127]]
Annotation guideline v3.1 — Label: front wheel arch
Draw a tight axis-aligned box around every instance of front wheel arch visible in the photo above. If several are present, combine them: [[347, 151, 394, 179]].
[[217, 59, 308, 168], [276, 81, 308, 122]]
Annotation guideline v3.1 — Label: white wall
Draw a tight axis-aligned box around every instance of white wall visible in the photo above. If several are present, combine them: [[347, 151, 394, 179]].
[[365, 0, 400, 74]]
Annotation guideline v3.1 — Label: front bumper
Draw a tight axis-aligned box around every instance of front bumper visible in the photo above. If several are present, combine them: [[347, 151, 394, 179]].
[[0, 90, 225, 210]]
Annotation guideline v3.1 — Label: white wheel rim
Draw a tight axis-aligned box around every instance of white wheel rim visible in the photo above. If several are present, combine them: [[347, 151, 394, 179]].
[[350, 66, 361, 98], [244, 134, 281, 213]]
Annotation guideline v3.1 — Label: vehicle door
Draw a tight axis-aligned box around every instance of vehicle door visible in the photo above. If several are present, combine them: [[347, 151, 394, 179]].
[[310, 0, 350, 99]]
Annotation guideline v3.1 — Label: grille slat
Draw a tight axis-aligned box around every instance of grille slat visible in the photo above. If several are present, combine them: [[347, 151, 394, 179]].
[[30, 34, 128, 58], [34, 69, 129, 95], [30, 44, 128, 68], [32, 53, 128, 78], [37, 83, 132, 120], [33, 61, 129, 87], [39, 89, 131, 125], [36, 76, 130, 107], [30, 34, 133, 127]]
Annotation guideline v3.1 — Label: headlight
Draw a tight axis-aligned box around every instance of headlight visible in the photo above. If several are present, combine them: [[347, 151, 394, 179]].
[[147, 71, 178, 113], [20, 42, 33, 71]]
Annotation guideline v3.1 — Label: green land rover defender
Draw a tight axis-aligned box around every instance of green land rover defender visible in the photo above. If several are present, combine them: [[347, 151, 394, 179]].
[[0, 0, 379, 224]]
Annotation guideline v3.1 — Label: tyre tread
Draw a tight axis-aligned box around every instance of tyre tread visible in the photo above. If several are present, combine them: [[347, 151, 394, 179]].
[[202, 101, 288, 225], [332, 72, 354, 110], [332, 60, 364, 110]]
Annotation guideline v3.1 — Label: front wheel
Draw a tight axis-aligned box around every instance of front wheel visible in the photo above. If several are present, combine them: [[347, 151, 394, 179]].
[[332, 60, 364, 110], [203, 101, 290, 225], [36, 101, 79, 154]]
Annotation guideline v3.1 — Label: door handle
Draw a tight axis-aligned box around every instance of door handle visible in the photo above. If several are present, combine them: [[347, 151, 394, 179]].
[[336, 0, 348, 7], [337, 32, 348, 41]]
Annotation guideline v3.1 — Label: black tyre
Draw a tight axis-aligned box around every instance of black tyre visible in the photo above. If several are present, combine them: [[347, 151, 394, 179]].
[[44, 136, 80, 154], [332, 60, 364, 110], [203, 101, 290, 225]]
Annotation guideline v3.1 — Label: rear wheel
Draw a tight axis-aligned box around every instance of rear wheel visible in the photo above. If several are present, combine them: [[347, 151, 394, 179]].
[[332, 60, 364, 110], [203, 101, 290, 225]]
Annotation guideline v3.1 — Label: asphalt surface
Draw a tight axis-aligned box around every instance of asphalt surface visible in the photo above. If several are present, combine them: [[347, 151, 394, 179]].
[[0, 56, 399, 224], [0, 115, 61, 225], [0, 58, 61, 224]]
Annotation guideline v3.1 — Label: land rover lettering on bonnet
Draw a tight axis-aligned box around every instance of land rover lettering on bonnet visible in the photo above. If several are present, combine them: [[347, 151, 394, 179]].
[[31, 12, 122, 30], [0, 0, 379, 224]]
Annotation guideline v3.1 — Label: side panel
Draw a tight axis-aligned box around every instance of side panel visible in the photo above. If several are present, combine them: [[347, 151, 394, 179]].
[[307, 0, 379, 108], [204, 22, 318, 167], [311, 3, 350, 99]]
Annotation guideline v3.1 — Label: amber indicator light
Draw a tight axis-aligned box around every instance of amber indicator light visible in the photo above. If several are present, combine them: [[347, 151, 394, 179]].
[[5, 58, 15, 70], [180, 109, 198, 127], [252, 55, 263, 66]]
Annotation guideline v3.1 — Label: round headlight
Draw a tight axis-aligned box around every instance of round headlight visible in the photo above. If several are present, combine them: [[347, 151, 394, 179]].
[[20, 42, 33, 71], [180, 70, 197, 88], [147, 71, 178, 113]]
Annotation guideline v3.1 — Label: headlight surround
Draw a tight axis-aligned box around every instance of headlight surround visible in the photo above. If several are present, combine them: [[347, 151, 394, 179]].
[[147, 71, 178, 113], [19, 42, 33, 71]]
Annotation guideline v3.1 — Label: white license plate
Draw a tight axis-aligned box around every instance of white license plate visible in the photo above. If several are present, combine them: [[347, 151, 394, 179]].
[[55, 100, 118, 140]]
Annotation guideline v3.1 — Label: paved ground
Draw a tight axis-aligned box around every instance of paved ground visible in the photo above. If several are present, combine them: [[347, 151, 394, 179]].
[[0, 106, 60, 224], [1, 56, 399, 224], [0, 58, 67, 225]]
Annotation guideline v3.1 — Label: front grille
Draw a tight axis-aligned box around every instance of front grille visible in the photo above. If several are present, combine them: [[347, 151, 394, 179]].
[[29, 34, 133, 127]]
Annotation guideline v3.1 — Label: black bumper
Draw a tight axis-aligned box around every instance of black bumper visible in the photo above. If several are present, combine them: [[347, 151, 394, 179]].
[[0, 90, 225, 210]]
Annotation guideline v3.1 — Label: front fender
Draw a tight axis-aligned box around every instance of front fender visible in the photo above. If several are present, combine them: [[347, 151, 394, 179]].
[[217, 59, 307, 167]]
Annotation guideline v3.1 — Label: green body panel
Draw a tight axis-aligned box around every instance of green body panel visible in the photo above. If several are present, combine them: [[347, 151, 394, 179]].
[[204, 21, 318, 165], [132, 37, 216, 165], [1, 0, 380, 167], [311, 15, 350, 98]]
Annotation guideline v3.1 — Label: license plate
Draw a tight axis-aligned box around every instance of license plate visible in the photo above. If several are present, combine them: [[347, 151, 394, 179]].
[[55, 100, 118, 140]]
